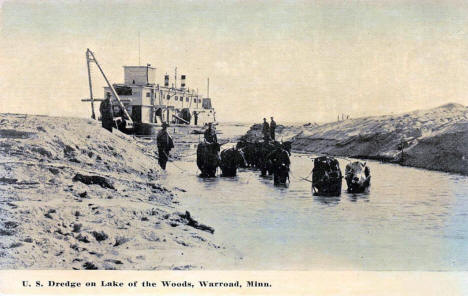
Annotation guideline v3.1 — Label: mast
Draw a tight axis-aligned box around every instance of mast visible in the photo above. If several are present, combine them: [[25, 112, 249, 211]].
[[86, 49, 133, 127], [207, 78, 210, 98], [138, 32, 141, 66], [86, 50, 96, 119]]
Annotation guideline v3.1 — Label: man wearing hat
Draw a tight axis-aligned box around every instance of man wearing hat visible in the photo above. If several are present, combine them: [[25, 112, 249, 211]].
[[99, 93, 113, 132], [262, 118, 270, 142], [270, 116, 277, 141], [156, 122, 174, 170], [204, 122, 218, 144]]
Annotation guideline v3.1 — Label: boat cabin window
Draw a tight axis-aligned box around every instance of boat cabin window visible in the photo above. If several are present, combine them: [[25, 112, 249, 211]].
[[175, 96, 178, 101], [186, 97, 189, 102], [115, 86, 132, 96], [167, 95, 170, 100], [146, 93, 150, 97]]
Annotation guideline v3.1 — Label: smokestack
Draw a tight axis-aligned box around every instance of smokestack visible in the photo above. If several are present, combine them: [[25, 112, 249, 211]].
[[164, 74, 169, 87], [181, 75, 186, 89]]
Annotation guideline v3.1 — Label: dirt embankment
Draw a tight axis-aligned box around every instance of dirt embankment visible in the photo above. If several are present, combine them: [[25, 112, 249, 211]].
[[0, 114, 234, 270], [240, 103, 468, 175]]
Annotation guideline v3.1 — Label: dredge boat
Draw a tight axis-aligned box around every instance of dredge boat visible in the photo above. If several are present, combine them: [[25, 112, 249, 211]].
[[82, 49, 216, 135]]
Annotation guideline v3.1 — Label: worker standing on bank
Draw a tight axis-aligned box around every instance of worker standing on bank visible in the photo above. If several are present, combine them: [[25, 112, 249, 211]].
[[270, 116, 277, 141], [262, 118, 270, 142], [99, 93, 113, 133], [156, 122, 174, 170], [204, 122, 218, 144]]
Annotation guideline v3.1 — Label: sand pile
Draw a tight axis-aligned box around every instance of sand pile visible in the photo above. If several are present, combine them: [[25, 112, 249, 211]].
[[0, 114, 233, 269], [241, 103, 468, 175]]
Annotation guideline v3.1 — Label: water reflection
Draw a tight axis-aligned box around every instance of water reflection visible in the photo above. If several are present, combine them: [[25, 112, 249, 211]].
[[314, 195, 341, 206], [347, 193, 370, 203]]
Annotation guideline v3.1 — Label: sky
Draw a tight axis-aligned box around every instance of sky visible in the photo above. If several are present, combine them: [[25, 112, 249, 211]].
[[1, 0, 468, 123]]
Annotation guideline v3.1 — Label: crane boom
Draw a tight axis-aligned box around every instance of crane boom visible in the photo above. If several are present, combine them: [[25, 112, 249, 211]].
[[85, 48, 133, 128]]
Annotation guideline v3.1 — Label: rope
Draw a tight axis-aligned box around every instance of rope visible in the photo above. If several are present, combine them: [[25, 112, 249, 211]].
[[287, 167, 317, 192], [179, 151, 198, 159], [288, 167, 313, 183], [160, 151, 189, 173]]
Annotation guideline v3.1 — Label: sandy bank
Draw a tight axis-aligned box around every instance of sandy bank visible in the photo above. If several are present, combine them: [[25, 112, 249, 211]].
[[0, 114, 236, 270], [240, 103, 468, 175]]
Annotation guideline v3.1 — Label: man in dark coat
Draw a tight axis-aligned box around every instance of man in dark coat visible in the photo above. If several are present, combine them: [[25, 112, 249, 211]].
[[262, 118, 270, 142], [99, 93, 113, 132], [204, 123, 218, 144], [270, 116, 277, 140], [156, 122, 174, 170]]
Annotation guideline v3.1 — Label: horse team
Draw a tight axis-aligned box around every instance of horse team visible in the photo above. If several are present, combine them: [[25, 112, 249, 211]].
[[196, 139, 371, 196]]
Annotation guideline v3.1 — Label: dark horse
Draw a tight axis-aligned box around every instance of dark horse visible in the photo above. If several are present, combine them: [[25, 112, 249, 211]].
[[196, 142, 220, 177], [267, 144, 291, 186], [256, 141, 292, 177], [219, 147, 247, 177], [258, 141, 277, 176], [236, 140, 261, 168], [237, 139, 292, 168], [265, 141, 292, 174], [236, 140, 292, 186], [312, 156, 342, 196], [345, 161, 371, 193]]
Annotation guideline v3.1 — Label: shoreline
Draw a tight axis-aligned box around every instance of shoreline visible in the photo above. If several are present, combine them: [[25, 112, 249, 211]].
[[0, 113, 238, 270], [290, 148, 463, 176], [1, 105, 466, 270], [240, 103, 468, 176]]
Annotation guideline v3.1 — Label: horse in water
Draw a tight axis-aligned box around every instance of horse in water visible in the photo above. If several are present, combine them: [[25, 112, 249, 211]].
[[255, 140, 292, 176], [219, 147, 247, 177], [236, 139, 293, 186], [196, 142, 220, 177], [266, 141, 292, 186], [236, 140, 273, 171], [258, 141, 277, 176], [345, 161, 371, 193], [236, 140, 258, 168], [268, 144, 291, 186], [312, 156, 342, 196]]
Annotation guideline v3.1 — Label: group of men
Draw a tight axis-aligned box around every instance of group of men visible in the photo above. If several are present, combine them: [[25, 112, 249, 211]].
[[99, 95, 217, 170], [99, 96, 274, 171], [262, 117, 277, 141], [100, 96, 173, 170], [156, 122, 217, 170]]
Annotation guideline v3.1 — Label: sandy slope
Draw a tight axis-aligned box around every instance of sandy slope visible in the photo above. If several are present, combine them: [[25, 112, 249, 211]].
[[241, 103, 468, 175], [0, 114, 236, 270]]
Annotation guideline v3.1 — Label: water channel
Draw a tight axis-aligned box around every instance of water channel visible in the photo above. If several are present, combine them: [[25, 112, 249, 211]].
[[159, 124, 468, 270]]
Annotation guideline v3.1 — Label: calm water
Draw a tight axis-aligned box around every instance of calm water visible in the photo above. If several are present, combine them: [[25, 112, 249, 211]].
[[159, 124, 468, 270]]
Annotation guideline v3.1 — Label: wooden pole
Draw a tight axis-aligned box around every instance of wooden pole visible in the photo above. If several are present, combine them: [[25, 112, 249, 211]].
[[87, 49, 133, 126], [86, 49, 96, 120]]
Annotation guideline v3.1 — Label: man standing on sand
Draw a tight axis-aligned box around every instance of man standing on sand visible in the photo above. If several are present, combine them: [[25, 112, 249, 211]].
[[99, 93, 113, 132], [270, 116, 277, 141], [204, 122, 218, 144], [156, 122, 174, 170], [262, 118, 270, 142]]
